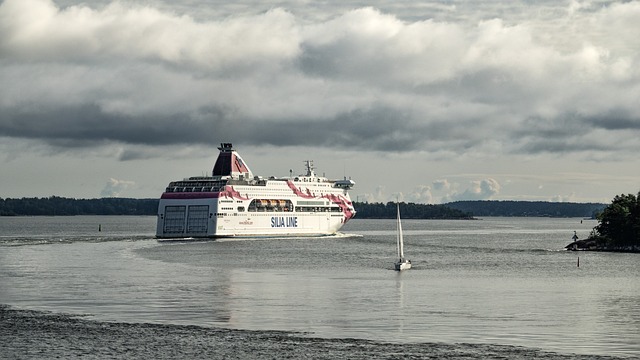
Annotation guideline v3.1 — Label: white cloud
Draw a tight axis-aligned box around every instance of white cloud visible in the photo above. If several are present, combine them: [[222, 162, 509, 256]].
[[432, 179, 451, 192], [550, 192, 577, 203], [100, 178, 135, 197], [1, 0, 639, 201], [444, 178, 502, 202], [360, 185, 386, 203], [0, 0, 300, 72], [407, 185, 433, 204], [2, 0, 639, 159]]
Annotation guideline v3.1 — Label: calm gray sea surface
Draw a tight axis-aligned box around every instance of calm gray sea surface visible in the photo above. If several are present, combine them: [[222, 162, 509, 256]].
[[0, 216, 638, 358]]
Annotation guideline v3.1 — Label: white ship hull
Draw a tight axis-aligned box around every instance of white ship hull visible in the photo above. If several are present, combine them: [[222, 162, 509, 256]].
[[156, 195, 351, 238], [156, 143, 355, 239]]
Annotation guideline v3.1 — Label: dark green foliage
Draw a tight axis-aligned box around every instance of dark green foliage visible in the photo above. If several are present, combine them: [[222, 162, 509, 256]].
[[446, 200, 605, 218], [591, 192, 640, 248], [0, 196, 158, 216], [353, 202, 473, 219]]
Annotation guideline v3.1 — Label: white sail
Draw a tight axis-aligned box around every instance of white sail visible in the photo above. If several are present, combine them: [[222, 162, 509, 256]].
[[394, 203, 411, 271]]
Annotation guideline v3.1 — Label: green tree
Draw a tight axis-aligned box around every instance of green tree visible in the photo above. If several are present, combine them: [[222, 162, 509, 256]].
[[592, 192, 640, 248]]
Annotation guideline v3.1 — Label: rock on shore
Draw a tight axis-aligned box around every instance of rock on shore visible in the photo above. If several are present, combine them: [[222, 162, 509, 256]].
[[565, 239, 640, 252]]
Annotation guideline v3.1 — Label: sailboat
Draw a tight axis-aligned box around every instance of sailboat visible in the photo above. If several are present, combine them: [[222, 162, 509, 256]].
[[394, 203, 411, 271]]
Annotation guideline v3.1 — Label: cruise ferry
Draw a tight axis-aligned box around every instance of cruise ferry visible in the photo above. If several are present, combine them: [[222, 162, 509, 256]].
[[156, 143, 356, 238]]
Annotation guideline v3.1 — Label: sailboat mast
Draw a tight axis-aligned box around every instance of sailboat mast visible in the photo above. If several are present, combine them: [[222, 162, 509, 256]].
[[397, 203, 404, 259]]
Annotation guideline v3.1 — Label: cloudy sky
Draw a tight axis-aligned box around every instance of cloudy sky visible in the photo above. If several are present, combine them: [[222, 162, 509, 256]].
[[1, 0, 639, 203]]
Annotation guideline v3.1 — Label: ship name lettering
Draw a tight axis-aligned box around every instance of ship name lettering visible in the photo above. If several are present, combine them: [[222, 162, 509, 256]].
[[271, 216, 298, 228]]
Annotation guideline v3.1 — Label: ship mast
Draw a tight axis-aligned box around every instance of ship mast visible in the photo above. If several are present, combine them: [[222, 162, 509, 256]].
[[304, 160, 315, 177]]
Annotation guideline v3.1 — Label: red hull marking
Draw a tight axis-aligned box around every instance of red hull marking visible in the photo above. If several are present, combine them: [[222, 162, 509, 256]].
[[286, 180, 355, 222], [232, 153, 250, 173], [220, 186, 250, 201], [323, 193, 355, 223], [286, 180, 315, 199]]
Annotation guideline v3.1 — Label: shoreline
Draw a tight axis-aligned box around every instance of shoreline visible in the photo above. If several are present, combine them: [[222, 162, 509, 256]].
[[565, 239, 640, 253], [0, 305, 623, 360]]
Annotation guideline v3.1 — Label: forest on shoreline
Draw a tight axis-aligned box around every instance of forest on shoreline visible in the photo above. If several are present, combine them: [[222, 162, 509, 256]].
[[568, 192, 640, 252], [0, 196, 604, 219], [0, 197, 158, 216], [446, 200, 605, 218]]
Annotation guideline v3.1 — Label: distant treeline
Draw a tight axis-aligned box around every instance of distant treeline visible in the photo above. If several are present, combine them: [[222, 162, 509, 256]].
[[0, 197, 606, 218], [353, 202, 473, 219], [0, 197, 158, 216], [1, 197, 470, 218], [446, 200, 606, 218]]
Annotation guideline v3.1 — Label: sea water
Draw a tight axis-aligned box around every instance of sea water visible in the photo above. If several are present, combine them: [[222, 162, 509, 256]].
[[0, 216, 638, 358]]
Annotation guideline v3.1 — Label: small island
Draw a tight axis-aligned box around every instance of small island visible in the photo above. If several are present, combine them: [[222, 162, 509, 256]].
[[566, 191, 640, 253]]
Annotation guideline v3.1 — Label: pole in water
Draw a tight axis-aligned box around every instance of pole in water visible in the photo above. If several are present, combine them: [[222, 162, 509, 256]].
[[577, 256, 580, 268], [99, 224, 101, 232]]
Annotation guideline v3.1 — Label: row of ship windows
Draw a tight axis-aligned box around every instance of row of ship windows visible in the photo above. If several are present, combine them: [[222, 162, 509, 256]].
[[222, 206, 341, 213], [217, 211, 343, 216], [296, 207, 342, 213], [166, 183, 334, 193], [166, 187, 221, 193]]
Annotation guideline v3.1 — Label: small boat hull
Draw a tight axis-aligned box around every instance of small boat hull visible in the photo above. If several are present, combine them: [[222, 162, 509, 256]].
[[395, 260, 412, 271]]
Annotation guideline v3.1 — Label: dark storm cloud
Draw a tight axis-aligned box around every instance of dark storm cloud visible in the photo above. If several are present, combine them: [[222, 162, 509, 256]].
[[1, 0, 640, 161], [584, 109, 640, 131], [512, 111, 640, 155], [0, 104, 221, 146], [0, 104, 429, 153], [3, 98, 496, 157], [517, 138, 611, 155], [3, 99, 634, 160]]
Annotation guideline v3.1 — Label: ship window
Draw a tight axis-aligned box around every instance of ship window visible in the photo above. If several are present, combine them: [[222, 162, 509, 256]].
[[238, 206, 245, 212], [248, 199, 292, 212]]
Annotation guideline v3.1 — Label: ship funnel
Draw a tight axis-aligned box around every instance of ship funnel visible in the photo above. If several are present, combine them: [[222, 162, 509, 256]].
[[212, 143, 253, 179]]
